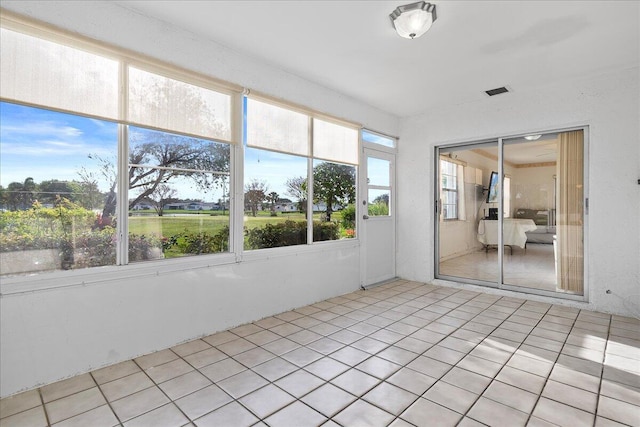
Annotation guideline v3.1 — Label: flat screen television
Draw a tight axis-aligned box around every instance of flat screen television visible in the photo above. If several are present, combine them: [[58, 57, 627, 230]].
[[487, 171, 499, 203]]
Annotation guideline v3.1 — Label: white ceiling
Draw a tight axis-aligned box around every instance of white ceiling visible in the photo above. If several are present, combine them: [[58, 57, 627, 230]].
[[115, 1, 638, 118]]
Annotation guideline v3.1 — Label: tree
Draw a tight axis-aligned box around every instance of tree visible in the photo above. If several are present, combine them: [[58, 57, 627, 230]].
[[373, 193, 389, 206], [313, 162, 356, 222], [244, 179, 268, 217], [267, 192, 279, 216], [38, 180, 76, 206], [146, 184, 177, 217], [285, 176, 307, 213], [5, 177, 37, 210], [128, 133, 230, 210], [5, 181, 24, 211], [79, 154, 117, 224], [86, 76, 231, 222]]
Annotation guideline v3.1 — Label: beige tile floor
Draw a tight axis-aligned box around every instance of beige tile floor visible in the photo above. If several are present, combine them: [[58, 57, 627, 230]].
[[1, 280, 639, 427]]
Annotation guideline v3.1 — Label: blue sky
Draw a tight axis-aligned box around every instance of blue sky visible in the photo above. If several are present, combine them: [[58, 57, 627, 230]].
[[1, 101, 385, 204], [0, 101, 309, 201], [0, 102, 117, 192]]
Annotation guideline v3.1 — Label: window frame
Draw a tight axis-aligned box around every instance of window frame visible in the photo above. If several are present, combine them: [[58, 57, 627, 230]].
[[0, 14, 363, 292], [243, 95, 360, 249], [440, 158, 459, 221]]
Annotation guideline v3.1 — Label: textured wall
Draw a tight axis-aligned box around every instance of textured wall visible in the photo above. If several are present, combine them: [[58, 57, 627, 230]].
[[397, 67, 640, 318]]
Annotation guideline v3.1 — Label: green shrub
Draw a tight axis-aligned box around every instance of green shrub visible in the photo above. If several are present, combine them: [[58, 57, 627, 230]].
[[313, 221, 339, 242], [128, 233, 163, 262], [368, 202, 389, 216], [178, 227, 229, 254], [246, 220, 307, 249], [245, 220, 339, 249], [341, 204, 356, 230]]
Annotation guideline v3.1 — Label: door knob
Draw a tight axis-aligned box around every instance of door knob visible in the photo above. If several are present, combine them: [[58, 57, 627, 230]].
[[363, 215, 369, 220]]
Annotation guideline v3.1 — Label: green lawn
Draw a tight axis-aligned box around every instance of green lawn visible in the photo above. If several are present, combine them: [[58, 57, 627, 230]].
[[128, 210, 350, 258], [128, 211, 345, 236]]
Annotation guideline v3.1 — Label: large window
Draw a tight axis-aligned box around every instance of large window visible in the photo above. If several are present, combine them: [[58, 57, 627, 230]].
[[0, 21, 361, 279], [244, 97, 358, 249], [128, 127, 231, 261], [0, 24, 236, 277], [0, 102, 118, 275]]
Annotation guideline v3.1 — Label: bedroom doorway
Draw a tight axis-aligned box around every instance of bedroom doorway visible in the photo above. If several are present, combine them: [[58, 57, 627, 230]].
[[435, 128, 587, 299]]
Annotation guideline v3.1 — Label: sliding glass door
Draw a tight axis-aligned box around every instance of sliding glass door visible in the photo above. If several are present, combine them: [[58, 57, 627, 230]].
[[436, 129, 586, 299], [436, 141, 499, 286]]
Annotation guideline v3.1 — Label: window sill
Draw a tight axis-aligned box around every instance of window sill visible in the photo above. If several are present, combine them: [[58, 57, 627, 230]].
[[0, 239, 361, 296]]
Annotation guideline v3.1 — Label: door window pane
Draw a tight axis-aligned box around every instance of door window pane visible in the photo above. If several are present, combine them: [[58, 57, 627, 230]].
[[368, 189, 390, 216], [367, 157, 390, 187]]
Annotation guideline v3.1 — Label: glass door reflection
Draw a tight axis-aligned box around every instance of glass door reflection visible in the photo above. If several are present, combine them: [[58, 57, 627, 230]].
[[437, 142, 499, 285]]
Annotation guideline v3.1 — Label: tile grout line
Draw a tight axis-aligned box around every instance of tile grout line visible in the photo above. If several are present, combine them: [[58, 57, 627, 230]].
[[90, 371, 125, 427], [442, 296, 535, 425], [125, 352, 194, 425], [591, 312, 612, 427], [520, 306, 582, 426], [37, 387, 52, 427]]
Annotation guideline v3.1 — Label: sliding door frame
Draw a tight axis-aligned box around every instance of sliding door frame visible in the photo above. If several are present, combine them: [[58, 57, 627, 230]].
[[434, 126, 589, 302]]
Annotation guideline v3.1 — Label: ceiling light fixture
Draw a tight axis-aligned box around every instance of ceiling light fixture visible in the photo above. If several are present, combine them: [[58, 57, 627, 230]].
[[524, 135, 542, 141], [390, 1, 437, 39]]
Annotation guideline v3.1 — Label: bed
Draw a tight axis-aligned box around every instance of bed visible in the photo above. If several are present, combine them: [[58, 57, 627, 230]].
[[513, 208, 556, 244]]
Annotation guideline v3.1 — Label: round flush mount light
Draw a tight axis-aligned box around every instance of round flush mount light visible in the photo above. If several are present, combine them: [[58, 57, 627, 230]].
[[524, 134, 542, 141], [390, 1, 437, 39]]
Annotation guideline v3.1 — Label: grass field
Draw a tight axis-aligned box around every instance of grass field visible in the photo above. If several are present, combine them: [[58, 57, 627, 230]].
[[128, 210, 349, 258], [128, 211, 345, 236]]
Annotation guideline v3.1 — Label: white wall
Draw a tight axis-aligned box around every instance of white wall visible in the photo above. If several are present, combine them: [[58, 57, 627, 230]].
[[1, 245, 359, 397], [0, 2, 399, 397], [397, 66, 640, 318], [512, 165, 556, 212]]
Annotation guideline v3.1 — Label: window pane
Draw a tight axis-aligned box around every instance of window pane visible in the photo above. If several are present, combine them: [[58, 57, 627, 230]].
[[246, 98, 309, 156], [362, 130, 395, 148], [0, 28, 119, 119], [0, 102, 118, 276], [128, 127, 231, 261], [128, 67, 231, 141], [367, 157, 390, 187], [243, 148, 308, 249], [313, 119, 358, 165], [368, 189, 390, 216], [313, 160, 356, 241]]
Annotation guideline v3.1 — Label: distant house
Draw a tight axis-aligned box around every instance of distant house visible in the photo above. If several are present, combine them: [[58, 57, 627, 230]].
[[131, 203, 153, 210], [274, 198, 297, 212], [164, 202, 187, 210]]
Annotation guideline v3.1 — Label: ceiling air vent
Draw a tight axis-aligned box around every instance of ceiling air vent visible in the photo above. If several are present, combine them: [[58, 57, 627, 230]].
[[485, 86, 509, 96]]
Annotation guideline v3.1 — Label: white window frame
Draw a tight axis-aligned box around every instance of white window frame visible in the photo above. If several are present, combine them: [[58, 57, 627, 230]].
[[0, 14, 363, 294]]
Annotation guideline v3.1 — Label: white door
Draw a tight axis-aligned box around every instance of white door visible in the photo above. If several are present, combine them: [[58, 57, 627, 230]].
[[360, 147, 396, 288]]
